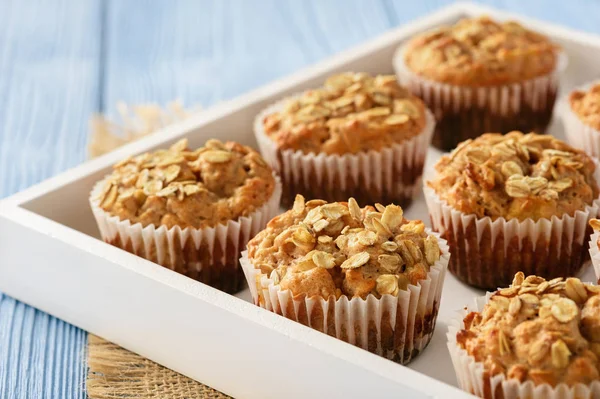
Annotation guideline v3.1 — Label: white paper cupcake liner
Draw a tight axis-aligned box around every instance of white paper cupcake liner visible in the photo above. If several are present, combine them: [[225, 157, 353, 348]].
[[589, 231, 600, 284], [393, 46, 567, 151], [447, 293, 600, 399], [89, 175, 282, 294], [240, 230, 450, 364], [561, 80, 600, 158], [253, 96, 436, 207], [424, 160, 600, 290]]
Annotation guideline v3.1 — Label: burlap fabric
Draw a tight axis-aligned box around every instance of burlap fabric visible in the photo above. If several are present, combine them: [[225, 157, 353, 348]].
[[87, 335, 230, 399]]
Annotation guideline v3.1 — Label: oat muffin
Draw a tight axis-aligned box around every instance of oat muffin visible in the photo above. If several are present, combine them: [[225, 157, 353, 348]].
[[90, 138, 281, 293], [241, 195, 450, 364], [394, 16, 564, 150], [563, 82, 600, 158], [589, 219, 600, 285], [429, 132, 598, 221], [570, 83, 600, 131], [254, 72, 435, 207], [425, 131, 600, 289], [448, 273, 600, 398], [403, 17, 558, 86]]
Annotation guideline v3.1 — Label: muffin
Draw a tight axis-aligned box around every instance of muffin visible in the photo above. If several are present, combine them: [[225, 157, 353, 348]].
[[589, 219, 600, 284], [448, 272, 600, 399], [240, 195, 449, 364], [425, 131, 600, 290], [394, 16, 565, 151], [563, 81, 600, 158], [89, 138, 282, 294], [254, 72, 435, 207]]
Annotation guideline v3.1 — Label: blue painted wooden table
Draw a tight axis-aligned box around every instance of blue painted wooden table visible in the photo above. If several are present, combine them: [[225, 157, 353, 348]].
[[1, 1, 600, 397]]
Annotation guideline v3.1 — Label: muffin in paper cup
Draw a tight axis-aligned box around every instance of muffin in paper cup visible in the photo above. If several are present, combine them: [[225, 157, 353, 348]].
[[589, 220, 600, 284], [89, 138, 282, 294], [562, 81, 600, 158], [240, 195, 450, 364], [254, 72, 435, 208], [448, 272, 600, 399], [394, 16, 566, 151], [426, 131, 600, 290]]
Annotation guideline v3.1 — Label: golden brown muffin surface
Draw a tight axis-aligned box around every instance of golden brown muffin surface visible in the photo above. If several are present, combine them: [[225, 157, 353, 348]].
[[403, 16, 559, 86], [95, 138, 275, 229], [247, 195, 441, 299], [458, 273, 600, 387], [428, 131, 598, 221], [262, 72, 427, 155], [570, 83, 600, 131], [591, 219, 600, 252]]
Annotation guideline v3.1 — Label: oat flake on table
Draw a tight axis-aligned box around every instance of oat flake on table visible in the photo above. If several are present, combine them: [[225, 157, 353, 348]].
[[88, 100, 200, 158]]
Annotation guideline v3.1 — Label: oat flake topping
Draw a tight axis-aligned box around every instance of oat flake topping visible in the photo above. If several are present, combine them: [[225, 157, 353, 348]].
[[95, 138, 275, 229], [569, 83, 600, 131], [428, 131, 598, 221], [262, 72, 427, 155], [247, 195, 441, 299], [458, 272, 600, 387], [403, 16, 559, 86]]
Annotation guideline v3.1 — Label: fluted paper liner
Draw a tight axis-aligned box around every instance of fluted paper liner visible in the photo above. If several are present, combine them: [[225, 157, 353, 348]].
[[561, 80, 600, 158], [424, 161, 600, 290], [253, 96, 435, 206], [240, 230, 450, 364], [447, 293, 600, 399], [589, 231, 600, 284], [393, 46, 567, 151], [89, 175, 282, 294]]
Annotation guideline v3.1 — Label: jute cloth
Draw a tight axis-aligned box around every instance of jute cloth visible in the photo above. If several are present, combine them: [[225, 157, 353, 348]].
[[87, 334, 231, 399]]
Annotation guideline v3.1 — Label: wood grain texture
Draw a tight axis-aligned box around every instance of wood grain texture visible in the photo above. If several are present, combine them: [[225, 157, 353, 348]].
[[0, 1, 100, 398], [1, 1, 600, 397], [0, 0, 102, 198], [101, 0, 399, 116], [0, 294, 87, 399]]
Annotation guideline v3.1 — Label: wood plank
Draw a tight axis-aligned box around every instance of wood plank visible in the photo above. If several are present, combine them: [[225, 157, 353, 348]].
[[101, 0, 394, 116], [384, 0, 600, 34], [0, 0, 103, 198]]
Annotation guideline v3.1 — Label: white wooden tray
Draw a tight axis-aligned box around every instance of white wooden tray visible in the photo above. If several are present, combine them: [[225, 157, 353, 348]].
[[2, 3, 600, 398]]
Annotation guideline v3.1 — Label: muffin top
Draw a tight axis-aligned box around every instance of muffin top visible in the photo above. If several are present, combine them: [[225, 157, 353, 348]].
[[247, 195, 441, 299], [457, 272, 600, 387], [261, 72, 428, 155], [569, 83, 600, 131], [95, 138, 276, 229], [403, 16, 559, 86], [427, 131, 598, 221]]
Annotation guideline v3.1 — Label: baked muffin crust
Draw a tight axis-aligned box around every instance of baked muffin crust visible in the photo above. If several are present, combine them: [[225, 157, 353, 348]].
[[428, 131, 599, 221], [569, 83, 600, 131], [95, 138, 275, 229], [261, 72, 427, 155], [403, 16, 559, 86], [247, 195, 441, 299], [591, 219, 600, 251], [457, 273, 600, 387]]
